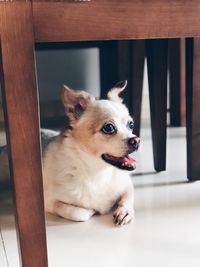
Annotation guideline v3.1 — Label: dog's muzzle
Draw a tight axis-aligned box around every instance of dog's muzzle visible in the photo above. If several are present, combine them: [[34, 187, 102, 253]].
[[101, 136, 140, 171]]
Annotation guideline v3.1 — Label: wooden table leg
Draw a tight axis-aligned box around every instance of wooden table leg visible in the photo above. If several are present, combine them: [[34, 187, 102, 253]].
[[146, 39, 168, 172], [129, 40, 145, 137], [0, 2, 48, 267], [100, 41, 119, 98], [169, 38, 186, 127], [186, 38, 200, 181]]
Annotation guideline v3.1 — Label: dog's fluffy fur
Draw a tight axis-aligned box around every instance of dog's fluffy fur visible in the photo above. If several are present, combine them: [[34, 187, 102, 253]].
[[43, 81, 139, 225], [0, 81, 140, 226]]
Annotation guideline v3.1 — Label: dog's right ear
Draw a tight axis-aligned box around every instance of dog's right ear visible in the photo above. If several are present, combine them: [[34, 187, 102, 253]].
[[62, 85, 94, 120]]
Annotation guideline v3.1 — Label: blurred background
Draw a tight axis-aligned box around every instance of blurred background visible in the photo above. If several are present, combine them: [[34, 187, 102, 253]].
[[0, 41, 152, 134]]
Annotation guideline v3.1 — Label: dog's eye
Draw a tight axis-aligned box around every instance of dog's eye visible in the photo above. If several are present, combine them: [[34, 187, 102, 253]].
[[128, 121, 134, 131], [101, 123, 116, 135]]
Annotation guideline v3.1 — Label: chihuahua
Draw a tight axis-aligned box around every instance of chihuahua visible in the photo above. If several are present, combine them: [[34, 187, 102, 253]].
[[0, 81, 140, 226], [43, 80, 140, 226]]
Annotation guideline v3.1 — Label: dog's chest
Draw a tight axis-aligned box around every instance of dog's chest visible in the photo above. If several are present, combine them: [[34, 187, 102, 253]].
[[53, 168, 124, 214]]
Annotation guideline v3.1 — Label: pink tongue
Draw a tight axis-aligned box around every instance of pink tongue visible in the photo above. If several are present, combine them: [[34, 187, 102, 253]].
[[120, 155, 136, 165]]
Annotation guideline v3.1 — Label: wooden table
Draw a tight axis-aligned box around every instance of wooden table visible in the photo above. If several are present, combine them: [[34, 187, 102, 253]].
[[0, 1, 200, 266]]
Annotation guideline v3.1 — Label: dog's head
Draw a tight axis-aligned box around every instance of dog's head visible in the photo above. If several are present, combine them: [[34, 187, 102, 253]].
[[62, 81, 140, 171]]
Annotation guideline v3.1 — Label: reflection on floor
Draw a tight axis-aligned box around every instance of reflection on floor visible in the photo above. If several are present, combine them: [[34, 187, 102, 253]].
[[0, 127, 200, 267]]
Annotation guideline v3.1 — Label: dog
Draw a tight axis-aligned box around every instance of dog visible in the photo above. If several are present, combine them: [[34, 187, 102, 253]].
[[43, 80, 140, 226], [0, 80, 140, 226]]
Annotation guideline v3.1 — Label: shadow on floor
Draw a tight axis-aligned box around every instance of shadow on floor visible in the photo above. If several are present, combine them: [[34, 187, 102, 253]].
[[134, 180, 190, 189]]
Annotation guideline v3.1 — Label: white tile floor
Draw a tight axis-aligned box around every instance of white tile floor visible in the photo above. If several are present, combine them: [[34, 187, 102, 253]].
[[0, 125, 200, 267]]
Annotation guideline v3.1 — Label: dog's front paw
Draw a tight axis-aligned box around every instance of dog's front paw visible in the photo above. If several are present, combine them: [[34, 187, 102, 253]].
[[113, 206, 134, 226]]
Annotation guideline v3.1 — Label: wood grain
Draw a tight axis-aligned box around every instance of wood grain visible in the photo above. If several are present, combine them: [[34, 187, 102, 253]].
[[0, 2, 48, 267], [33, 0, 200, 43]]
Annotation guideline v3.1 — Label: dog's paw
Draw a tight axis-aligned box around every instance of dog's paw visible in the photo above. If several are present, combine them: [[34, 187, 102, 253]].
[[113, 206, 134, 226]]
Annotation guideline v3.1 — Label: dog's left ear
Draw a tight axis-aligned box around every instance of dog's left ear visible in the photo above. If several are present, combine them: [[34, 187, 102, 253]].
[[62, 85, 95, 120], [107, 80, 127, 103]]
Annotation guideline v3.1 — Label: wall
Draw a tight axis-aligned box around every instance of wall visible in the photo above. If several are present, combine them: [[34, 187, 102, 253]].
[[35, 48, 100, 101]]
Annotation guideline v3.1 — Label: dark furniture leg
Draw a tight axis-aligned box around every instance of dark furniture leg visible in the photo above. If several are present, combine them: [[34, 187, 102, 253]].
[[100, 41, 119, 98], [186, 38, 200, 181], [129, 41, 145, 136], [146, 39, 168, 172], [169, 38, 186, 127], [116, 41, 132, 106], [0, 2, 48, 267]]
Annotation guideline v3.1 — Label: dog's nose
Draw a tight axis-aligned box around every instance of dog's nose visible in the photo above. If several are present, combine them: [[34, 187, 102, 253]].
[[128, 136, 140, 151]]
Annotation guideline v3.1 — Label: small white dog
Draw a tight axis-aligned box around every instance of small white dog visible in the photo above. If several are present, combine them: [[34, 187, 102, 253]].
[[43, 81, 140, 226], [0, 81, 140, 226]]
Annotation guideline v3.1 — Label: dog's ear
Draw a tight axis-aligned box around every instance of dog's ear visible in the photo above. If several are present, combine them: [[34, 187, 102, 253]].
[[62, 85, 94, 120], [107, 80, 127, 103]]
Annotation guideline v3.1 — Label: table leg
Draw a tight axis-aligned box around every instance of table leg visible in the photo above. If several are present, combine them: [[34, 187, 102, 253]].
[[100, 41, 119, 98], [0, 2, 48, 266], [129, 40, 145, 137], [169, 38, 186, 127], [146, 39, 168, 172], [186, 38, 200, 181]]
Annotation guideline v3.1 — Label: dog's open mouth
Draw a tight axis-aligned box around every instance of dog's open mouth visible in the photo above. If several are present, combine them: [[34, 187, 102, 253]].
[[102, 153, 136, 171]]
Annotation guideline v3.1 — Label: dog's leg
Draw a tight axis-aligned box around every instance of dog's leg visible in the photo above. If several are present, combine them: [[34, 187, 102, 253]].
[[113, 190, 134, 226], [54, 201, 95, 222]]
